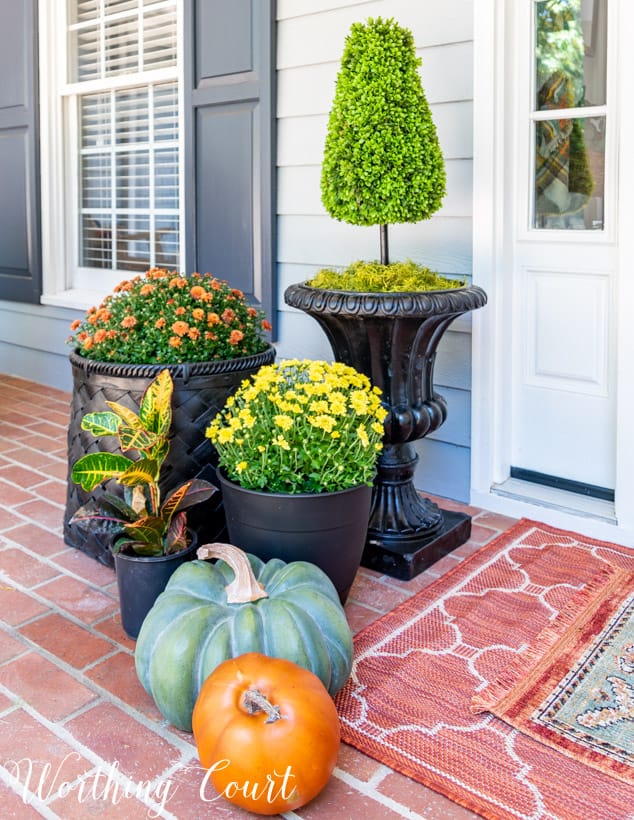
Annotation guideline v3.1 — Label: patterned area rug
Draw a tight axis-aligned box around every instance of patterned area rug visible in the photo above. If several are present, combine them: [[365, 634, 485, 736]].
[[335, 519, 634, 819], [472, 564, 634, 785]]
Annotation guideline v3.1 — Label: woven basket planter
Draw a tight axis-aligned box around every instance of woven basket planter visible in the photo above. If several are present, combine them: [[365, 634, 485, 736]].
[[64, 346, 276, 566]]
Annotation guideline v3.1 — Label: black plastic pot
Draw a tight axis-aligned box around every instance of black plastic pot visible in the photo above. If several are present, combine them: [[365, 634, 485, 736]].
[[218, 469, 372, 604], [65, 346, 275, 566], [114, 533, 198, 640]]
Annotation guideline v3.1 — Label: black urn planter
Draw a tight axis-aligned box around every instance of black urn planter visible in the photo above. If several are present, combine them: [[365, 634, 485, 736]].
[[65, 346, 276, 566], [114, 532, 198, 640], [217, 469, 372, 604], [284, 283, 487, 580]]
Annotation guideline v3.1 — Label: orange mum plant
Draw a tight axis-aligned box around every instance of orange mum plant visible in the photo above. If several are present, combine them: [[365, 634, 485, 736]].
[[67, 268, 272, 365]]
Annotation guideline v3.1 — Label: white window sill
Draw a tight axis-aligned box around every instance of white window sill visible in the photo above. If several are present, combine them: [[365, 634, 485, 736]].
[[41, 289, 107, 312]]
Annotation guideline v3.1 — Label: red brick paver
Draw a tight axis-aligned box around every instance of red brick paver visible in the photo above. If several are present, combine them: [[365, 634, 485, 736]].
[[0, 374, 517, 818]]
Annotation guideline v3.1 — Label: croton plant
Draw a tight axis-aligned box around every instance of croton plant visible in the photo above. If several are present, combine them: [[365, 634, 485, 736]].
[[70, 369, 215, 556]]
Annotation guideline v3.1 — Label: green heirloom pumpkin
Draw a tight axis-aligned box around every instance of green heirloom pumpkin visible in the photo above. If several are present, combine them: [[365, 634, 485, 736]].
[[134, 543, 353, 731]]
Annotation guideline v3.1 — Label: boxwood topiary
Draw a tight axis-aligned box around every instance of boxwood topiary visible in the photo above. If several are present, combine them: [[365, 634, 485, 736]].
[[321, 16, 446, 265]]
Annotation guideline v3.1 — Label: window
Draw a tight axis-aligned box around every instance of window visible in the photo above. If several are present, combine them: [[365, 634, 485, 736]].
[[532, 0, 608, 230], [42, 0, 180, 302], [38, 0, 274, 318]]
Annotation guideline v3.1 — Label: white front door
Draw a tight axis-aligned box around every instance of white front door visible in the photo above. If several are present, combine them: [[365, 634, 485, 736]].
[[509, 0, 616, 494], [471, 0, 634, 542]]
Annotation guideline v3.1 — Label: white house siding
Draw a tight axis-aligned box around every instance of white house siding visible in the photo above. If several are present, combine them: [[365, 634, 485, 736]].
[[275, 0, 476, 501], [0, 300, 80, 391]]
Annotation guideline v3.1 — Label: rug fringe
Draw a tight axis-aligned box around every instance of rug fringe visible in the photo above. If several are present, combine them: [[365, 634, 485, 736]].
[[471, 565, 621, 713]]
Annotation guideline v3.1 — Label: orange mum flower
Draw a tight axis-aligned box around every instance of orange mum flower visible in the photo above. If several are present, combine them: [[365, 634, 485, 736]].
[[231, 288, 244, 298], [70, 319, 81, 330], [171, 320, 189, 337], [190, 285, 206, 300], [93, 329, 107, 343], [192, 308, 205, 321], [247, 307, 258, 318], [83, 336, 94, 350], [221, 308, 236, 324], [188, 327, 201, 341], [121, 315, 138, 329], [229, 329, 244, 345], [207, 312, 220, 326], [140, 284, 155, 296], [261, 319, 272, 331], [155, 317, 166, 329], [169, 336, 182, 348], [175, 306, 186, 316]]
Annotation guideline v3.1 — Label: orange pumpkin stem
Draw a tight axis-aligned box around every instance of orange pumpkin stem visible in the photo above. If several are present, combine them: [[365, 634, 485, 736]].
[[242, 688, 286, 724], [196, 543, 269, 603]]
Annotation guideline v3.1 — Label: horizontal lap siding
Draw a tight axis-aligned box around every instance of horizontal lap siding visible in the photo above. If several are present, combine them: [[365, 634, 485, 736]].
[[0, 300, 79, 390], [276, 0, 475, 501]]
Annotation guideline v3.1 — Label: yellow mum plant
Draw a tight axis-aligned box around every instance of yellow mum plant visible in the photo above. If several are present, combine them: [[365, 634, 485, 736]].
[[206, 359, 388, 493]]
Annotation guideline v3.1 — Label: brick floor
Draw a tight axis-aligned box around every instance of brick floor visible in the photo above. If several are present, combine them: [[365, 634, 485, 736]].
[[0, 374, 519, 819]]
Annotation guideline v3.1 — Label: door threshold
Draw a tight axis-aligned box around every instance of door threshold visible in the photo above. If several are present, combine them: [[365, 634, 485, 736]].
[[491, 478, 617, 524]]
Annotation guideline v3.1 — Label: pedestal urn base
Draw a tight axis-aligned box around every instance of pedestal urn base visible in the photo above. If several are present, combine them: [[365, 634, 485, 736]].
[[284, 282, 488, 581]]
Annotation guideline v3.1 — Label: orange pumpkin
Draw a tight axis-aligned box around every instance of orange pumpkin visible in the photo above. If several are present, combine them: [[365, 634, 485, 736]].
[[192, 652, 341, 815]]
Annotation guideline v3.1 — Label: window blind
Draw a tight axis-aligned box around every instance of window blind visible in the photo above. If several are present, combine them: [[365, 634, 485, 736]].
[[70, 1, 179, 274]]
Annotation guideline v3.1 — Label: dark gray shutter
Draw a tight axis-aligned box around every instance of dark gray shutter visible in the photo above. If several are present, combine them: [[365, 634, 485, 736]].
[[184, 0, 276, 329], [0, 0, 41, 303]]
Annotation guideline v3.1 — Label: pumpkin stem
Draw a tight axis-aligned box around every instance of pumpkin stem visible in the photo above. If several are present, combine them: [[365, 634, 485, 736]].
[[242, 688, 286, 724], [196, 542, 268, 603]]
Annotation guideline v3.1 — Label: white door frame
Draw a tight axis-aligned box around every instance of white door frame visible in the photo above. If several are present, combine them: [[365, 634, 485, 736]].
[[470, 0, 634, 545]]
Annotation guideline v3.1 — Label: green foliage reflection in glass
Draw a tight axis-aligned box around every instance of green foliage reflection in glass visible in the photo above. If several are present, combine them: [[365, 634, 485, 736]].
[[536, 0, 585, 108]]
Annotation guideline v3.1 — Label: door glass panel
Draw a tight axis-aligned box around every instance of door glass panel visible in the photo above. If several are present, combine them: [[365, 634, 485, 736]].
[[534, 115, 605, 229], [535, 0, 607, 109], [533, 0, 607, 230]]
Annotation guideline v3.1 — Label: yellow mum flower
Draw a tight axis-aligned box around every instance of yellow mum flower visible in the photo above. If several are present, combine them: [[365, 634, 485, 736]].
[[217, 428, 235, 444], [309, 400, 329, 414], [308, 362, 325, 382], [242, 386, 258, 403], [350, 390, 370, 414], [356, 423, 370, 447], [238, 408, 256, 428], [308, 414, 336, 433], [236, 461, 248, 473], [329, 393, 347, 415], [272, 435, 290, 451], [274, 414, 293, 431]]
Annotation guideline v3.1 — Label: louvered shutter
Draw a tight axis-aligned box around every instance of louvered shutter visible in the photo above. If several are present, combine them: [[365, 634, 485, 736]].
[[0, 0, 41, 303], [184, 0, 276, 327]]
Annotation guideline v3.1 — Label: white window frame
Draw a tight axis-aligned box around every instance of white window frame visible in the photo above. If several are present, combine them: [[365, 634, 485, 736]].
[[39, 0, 185, 311], [516, 0, 616, 244]]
